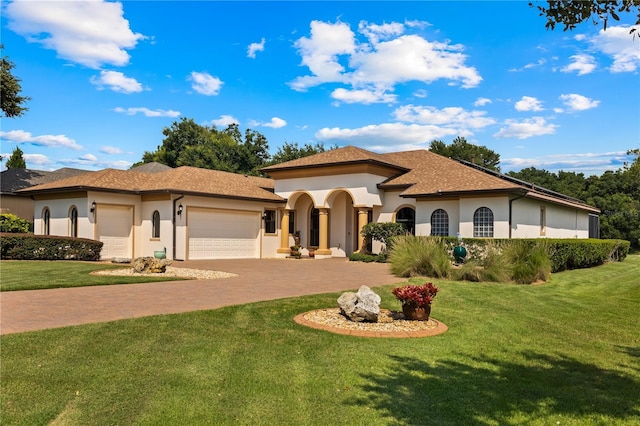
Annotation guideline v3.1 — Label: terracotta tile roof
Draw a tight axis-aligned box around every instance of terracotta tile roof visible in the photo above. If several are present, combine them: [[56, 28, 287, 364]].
[[261, 146, 407, 172], [19, 166, 283, 202]]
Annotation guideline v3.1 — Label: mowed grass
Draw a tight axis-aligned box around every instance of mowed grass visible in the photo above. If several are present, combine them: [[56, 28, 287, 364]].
[[0, 260, 184, 291], [1, 256, 639, 425]]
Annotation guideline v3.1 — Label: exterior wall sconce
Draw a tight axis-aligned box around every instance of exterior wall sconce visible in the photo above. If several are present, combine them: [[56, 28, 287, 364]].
[[90, 201, 96, 214], [177, 204, 183, 216], [262, 212, 268, 220]]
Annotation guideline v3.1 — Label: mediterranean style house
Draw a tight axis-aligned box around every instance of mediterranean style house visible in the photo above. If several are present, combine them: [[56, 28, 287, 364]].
[[18, 146, 600, 261]]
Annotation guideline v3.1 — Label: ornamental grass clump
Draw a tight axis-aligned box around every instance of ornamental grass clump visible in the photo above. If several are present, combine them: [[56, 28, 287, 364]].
[[392, 282, 439, 308], [389, 236, 451, 278]]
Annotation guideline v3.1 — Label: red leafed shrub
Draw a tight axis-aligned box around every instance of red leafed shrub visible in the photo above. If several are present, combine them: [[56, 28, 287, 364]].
[[392, 282, 439, 308]]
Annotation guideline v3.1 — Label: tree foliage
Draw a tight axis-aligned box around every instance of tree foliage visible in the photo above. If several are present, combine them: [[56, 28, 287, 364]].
[[267, 142, 331, 165], [141, 118, 270, 175], [530, 0, 640, 33], [1, 45, 30, 118], [6, 146, 26, 169], [429, 136, 501, 172]]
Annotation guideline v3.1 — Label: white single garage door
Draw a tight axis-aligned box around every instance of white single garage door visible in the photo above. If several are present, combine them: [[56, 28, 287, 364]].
[[97, 205, 133, 260], [188, 209, 260, 259]]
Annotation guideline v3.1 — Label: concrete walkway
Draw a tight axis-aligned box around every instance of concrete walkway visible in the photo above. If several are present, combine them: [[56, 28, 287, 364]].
[[0, 258, 399, 335]]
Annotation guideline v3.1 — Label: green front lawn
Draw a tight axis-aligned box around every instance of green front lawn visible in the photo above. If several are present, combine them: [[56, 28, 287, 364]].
[[0, 260, 184, 291], [1, 256, 639, 425]]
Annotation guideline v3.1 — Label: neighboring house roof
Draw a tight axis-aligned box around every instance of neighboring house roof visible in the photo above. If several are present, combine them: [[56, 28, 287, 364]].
[[0, 167, 90, 195], [130, 162, 172, 173], [19, 166, 283, 203]]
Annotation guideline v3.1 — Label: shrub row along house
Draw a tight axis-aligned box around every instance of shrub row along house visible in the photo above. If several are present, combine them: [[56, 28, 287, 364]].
[[18, 146, 600, 260]]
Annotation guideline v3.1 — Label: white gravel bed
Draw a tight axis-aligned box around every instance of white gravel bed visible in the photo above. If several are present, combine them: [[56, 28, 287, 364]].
[[303, 308, 439, 332], [92, 266, 237, 280]]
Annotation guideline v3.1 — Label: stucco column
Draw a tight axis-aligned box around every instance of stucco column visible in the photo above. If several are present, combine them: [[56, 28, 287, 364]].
[[357, 208, 369, 252], [316, 208, 331, 255], [277, 209, 290, 254]]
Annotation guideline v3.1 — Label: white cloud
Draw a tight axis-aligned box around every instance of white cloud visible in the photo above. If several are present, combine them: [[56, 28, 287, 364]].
[[5, 0, 144, 68], [559, 93, 600, 112], [79, 154, 97, 162], [413, 89, 428, 98], [331, 88, 397, 104], [100, 145, 123, 155], [358, 20, 405, 44], [250, 117, 287, 129], [247, 38, 265, 58], [0, 129, 83, 150], [23, 153, 52, 167], [211, 115, 239, 127], [289, 20, 481, 103], [188, 71, 223, 95], [474, 97, 492, 107], [60, 156, 131, 169], [509, 58, 547, 72], [90, 70, 143, 93], [515, 96, 544, 112], [316, 122, 458, 151], [393, 105, 496, 129], [493, 117, 558, 139], [114, 107, 180, 117], [561, 54, 597, 75], [589, 25, 640, 72]]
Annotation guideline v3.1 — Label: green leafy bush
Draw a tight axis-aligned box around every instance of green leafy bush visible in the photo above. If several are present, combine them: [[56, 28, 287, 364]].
[[360, 222, 406, 252], [389, 235, 451, 278], [0, 233, 103, 261], [348, 252, 386, 263], [0, 213, 32, 233]]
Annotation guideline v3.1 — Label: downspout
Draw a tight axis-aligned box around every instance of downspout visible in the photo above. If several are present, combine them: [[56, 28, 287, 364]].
[[509, 193, 527, 239], [173, 195, 184, 261]]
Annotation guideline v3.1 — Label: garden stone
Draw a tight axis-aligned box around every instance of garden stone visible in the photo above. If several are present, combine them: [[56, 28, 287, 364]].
[[112, 257, 131, 264], [132, 256, 171, 273], [337, 285, 381, 322]]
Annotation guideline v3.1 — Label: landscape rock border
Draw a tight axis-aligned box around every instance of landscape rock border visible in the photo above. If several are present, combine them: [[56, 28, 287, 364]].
[[294, 308, 448, 338]]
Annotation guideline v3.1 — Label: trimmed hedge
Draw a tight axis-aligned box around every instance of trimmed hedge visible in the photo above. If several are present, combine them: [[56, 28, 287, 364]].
[[0, 233, 103, 261], [348, 252, 387, 263], [441, 237, 629, 272]]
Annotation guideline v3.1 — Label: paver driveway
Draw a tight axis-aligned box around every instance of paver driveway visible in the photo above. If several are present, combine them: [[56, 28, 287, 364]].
[[0, 258, 399, 335]]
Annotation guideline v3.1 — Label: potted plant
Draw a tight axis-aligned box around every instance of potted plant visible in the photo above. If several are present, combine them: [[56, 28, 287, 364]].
[[290, 244, 302, 258], [392, 282, 439, 321]]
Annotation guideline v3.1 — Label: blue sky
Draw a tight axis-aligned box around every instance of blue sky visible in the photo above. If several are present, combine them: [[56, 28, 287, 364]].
[[1, 1, 638, 176]]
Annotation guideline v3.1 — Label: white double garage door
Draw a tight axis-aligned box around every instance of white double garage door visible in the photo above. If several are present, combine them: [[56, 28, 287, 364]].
[[97, 206, 261, 260], [187, 208, 261, 259]]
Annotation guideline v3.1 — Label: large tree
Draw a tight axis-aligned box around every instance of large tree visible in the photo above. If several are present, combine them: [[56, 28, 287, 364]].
[[140, 118, 271, 175], [6, 146, 26, 169], [429, 137, 501, 172], [266, 142, 331, 165], [1, 45, 30, 118], [530, 0, 640, 33]]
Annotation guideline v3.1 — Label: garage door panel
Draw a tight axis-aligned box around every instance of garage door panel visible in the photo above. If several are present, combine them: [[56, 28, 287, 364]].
[[98, 206, 133, 259], [188, 210, 259, 259]]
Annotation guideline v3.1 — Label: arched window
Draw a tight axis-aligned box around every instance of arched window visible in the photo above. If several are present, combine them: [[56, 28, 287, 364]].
[[69, 206, 78, 237], [43, 207, 50, 235], [430, 209, 449, 236], [473, 207, 494, 237], [152, 210, 161, 238], [396, 207, 415, 235]]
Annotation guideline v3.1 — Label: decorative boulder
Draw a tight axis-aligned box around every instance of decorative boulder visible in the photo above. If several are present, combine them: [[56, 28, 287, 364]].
[[337, 285, 381, 322], [132, 256, 172, 273], [112, 257, 131, 264]]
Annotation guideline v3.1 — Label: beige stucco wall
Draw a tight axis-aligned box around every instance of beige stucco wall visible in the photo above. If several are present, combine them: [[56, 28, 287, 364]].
[[275, 173, 384, 208], [459, 196, 510, 238], [415, 199, 461, 237], [1, 195, 36, 221], [511, 197, 590, 238]]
